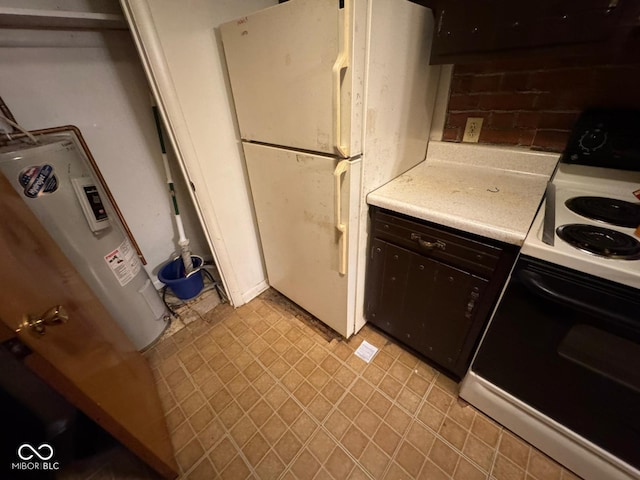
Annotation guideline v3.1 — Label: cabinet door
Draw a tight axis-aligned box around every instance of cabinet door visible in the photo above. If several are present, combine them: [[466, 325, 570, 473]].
[[366, 239, 418, 345], [416, 256, 487, 370], [433, 0, 622, 59], [366, 239, 488, 372]]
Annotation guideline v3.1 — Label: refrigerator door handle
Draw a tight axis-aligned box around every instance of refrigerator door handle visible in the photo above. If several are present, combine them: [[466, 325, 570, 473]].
[[332, 0, 350, 158], [334, 160, 350, 275]]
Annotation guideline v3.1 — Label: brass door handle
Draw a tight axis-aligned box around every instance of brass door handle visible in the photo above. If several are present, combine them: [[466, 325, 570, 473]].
[[17, 305, 69, 335], [410, 233, 446, 251]]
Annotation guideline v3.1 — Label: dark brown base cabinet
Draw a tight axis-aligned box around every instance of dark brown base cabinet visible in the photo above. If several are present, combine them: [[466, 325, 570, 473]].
[[365, 207, 517, 379]]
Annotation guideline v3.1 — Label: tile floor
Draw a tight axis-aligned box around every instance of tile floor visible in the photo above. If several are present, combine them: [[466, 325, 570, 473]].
[[141, 290, 583, 480]]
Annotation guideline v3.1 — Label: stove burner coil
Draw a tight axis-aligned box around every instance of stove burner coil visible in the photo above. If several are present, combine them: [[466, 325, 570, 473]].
[[565, 196, 640, 228], [556, 224, 640, 260]]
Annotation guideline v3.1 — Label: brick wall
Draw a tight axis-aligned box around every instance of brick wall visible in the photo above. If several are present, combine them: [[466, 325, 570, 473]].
[[443, 58, 640, 152]]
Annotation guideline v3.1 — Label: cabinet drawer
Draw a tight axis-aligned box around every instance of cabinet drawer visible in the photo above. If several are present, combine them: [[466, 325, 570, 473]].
[[372, 209, 502, 277]]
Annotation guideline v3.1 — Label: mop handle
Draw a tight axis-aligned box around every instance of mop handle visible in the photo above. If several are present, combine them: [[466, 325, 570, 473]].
[[151, 101, 193, 274], [152, 106, 180, 215]]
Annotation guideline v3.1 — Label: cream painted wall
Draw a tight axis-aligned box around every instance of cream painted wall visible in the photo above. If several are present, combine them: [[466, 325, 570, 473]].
[[0, 28, 209, 285], [123, 0, 277, 305]]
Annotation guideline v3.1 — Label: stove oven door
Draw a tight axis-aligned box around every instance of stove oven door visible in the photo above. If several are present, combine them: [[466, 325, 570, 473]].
[[472, 255, 640, 470]]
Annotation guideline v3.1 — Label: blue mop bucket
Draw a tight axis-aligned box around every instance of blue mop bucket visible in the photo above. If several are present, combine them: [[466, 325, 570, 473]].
[[158, 256, 204, 300]]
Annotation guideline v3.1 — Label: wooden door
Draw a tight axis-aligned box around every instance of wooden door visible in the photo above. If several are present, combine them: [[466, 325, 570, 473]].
[[0, 173, 178, 478]]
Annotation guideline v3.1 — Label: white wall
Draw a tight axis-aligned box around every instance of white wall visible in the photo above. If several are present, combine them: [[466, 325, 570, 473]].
[[430, 64, 454, 141], [122, 0, 277, 305], [0, 28, 209, 285]]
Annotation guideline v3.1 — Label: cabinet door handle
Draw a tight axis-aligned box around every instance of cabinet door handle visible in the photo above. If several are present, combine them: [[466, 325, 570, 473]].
[[411, 233, 445, 251]]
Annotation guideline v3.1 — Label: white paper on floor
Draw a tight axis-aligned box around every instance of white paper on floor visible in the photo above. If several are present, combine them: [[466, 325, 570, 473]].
[[354, 340, 379, 363]]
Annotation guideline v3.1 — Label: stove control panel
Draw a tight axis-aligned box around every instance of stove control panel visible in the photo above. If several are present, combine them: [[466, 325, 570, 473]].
[[577, 128, 607, 154], [564, 109, 640, 172]]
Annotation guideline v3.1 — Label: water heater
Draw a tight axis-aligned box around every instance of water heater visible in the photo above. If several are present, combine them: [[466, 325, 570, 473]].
[[0, 132, 168, 350]]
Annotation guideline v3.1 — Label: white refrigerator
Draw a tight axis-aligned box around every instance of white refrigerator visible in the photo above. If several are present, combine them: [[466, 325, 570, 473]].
[[221, 0, 437, 337]]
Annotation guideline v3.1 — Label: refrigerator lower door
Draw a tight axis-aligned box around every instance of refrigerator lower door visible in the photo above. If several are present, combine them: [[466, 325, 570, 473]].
[[243, 142, 361, 338]]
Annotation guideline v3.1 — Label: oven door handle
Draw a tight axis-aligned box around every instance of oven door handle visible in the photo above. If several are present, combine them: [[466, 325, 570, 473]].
[[518, 269, 630, 325]]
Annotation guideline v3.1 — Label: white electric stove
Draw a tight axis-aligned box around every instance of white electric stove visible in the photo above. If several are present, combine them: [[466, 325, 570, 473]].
[[461, 109, 640, 480], [523, 162, 640, 288]]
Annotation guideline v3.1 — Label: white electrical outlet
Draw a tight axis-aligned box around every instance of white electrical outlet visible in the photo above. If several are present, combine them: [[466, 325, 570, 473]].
[[463, 117, 483, 143]]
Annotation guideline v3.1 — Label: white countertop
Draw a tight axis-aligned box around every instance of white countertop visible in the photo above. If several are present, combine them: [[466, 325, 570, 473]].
[[367, 141, 560, 246]]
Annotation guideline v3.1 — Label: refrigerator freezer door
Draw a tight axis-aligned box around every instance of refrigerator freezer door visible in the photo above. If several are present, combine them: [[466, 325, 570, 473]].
[[221, 0, 363, 157], [243, 142, 360, 337]]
